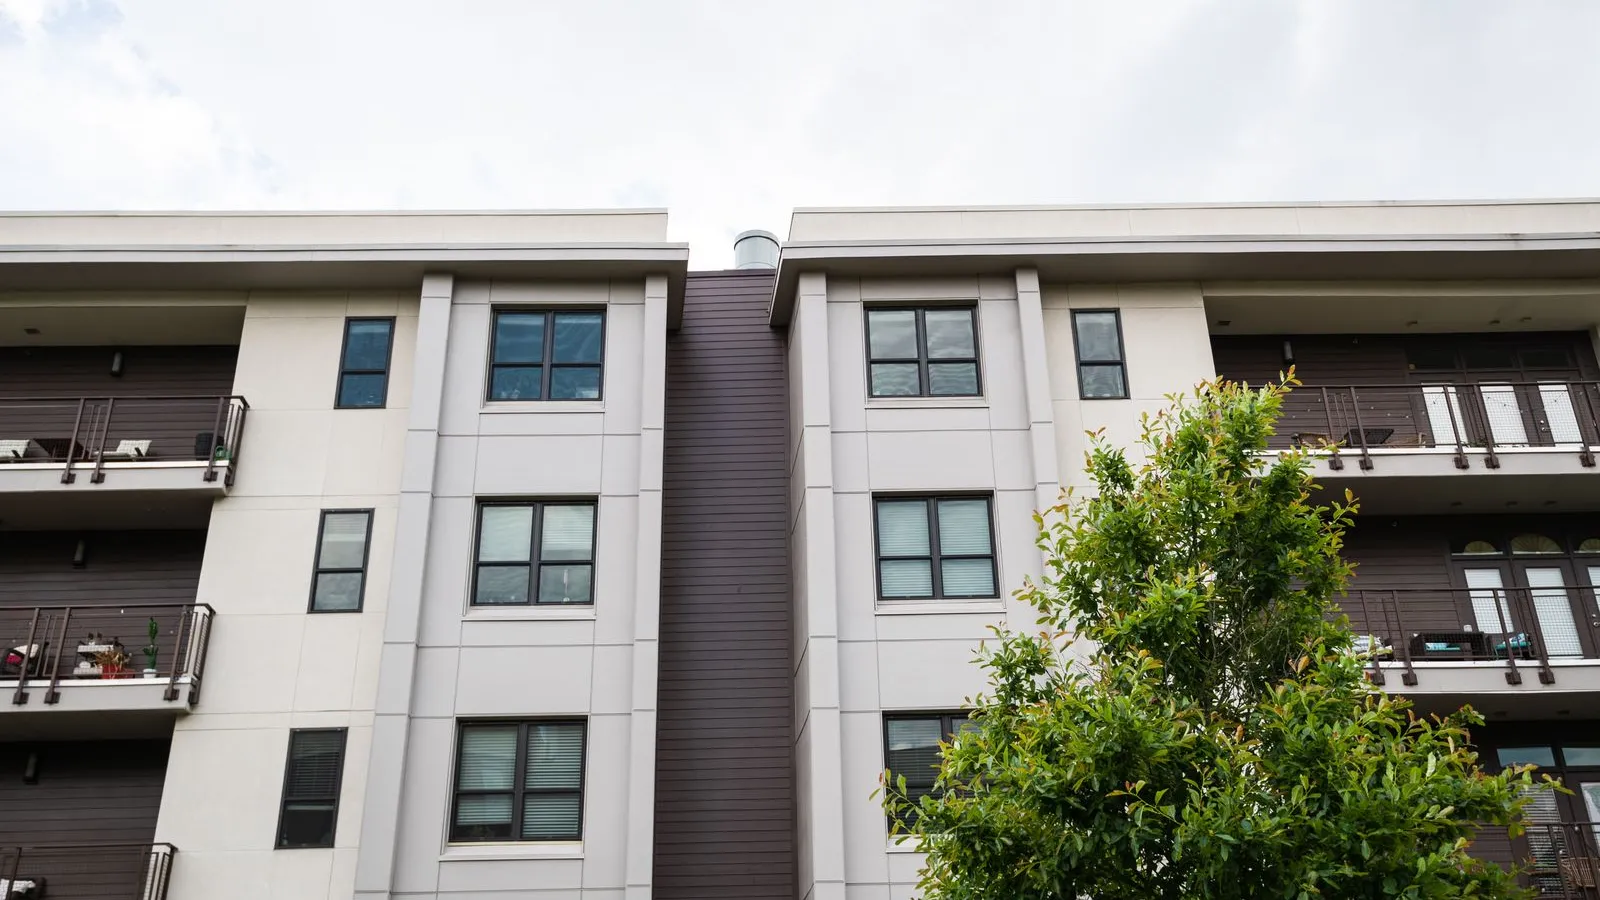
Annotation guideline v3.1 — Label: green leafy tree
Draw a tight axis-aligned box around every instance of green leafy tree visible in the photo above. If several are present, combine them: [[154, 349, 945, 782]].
[[884, 378, 1546, 900]]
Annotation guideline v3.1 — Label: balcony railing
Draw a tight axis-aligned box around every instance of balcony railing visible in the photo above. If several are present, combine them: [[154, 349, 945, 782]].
[[1515, 821, 1600, 899], [0, 395, 249, 485], [1276, 382, 1600, 470], [0, 842, 174, 900], [1343, 587, 1600, 687], [1, 603, 214, 707]]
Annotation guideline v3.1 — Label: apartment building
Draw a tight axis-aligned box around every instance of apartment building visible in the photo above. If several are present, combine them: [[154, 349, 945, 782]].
[[4, 200, 1600, 900], [769, 200, 1600, 900], [0, 210, 688, 900]]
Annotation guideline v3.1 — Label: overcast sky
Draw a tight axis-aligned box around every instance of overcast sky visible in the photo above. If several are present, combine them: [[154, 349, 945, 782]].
[[1, 1, 1598, 267]]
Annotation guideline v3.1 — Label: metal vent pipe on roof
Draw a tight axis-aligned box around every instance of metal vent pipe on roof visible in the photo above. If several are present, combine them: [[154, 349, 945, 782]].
[[733, 230, 779, 269]]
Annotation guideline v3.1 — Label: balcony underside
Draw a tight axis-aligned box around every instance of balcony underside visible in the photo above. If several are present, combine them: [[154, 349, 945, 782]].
[[1311, 450, 1600, 514]]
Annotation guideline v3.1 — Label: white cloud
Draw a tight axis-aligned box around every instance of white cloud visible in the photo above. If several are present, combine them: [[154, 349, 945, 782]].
[[1, 0, 1597, 266]]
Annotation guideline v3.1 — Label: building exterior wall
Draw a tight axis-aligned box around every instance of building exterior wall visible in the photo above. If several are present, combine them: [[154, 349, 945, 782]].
[[653, 271, 795, 899], [154, 288, 419, 900], [355, 276, 667, 900]]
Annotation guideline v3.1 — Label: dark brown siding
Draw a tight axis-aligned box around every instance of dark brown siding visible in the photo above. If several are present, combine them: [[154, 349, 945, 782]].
[[1212, 332, 1600, 386], [0, 531, 207, 674], [0, 739, 169, 900], [0, 345, 239, 462], [654, 270, 794, 898]]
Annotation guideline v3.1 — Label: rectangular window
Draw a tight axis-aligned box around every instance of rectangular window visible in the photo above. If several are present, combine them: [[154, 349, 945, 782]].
[[874, 495, 997, 600], [309, 510, 373, 612], [1072, 310, 1127, 399], [276, 728, 348, 849], [865, 306, 980, 398], [885, 713, 974, 827], [451, 720, 585, 842], [336, 318, 395, 409], [488, 309, 605, 401], [473, 501, 597, 606]]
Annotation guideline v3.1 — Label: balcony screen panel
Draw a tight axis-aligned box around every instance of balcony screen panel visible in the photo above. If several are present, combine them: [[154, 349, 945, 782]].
[[1524, 567, 1582, 658], [1479, 384, 1529, 445], [1539, 383, 1584, 444]]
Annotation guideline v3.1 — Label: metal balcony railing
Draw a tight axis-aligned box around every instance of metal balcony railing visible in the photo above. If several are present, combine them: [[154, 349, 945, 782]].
[[1343, 587, 1600, 687], [1, 603, 214, 707], [0, 395, 249, 485], [1515, 821, 1600, 898], [0, 842, 174, 900], [1274, 382, 1600, 471]]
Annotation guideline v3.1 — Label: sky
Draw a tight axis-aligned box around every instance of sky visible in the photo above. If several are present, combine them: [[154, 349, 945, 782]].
[[1, 1, 1598, 268]]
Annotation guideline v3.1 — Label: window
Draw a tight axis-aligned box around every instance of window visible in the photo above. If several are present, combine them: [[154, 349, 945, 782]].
[[874, 496, 997, 600], [1071, 310, 1128, 399], [488, 310, 605, 401], [276, 728, 348, 849], [309, 510, 373, 612], [473, 501, 596, 605], [1511, 534, 1564, 555], [452, 721, 585, 842], [884, 713, 976, 826], [335, 318, 395, 409], [865, 307, 980, 398]]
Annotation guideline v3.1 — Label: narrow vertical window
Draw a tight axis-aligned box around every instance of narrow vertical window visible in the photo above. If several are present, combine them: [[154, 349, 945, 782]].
[[276, 728, 348, 849], [884, 713, 974, 827], [489, 310, 606, 401], [875, 496, 997, 600], [865, 307, 980, 398], [1072, 310, 1127, 399], [310, 510, 373, 612], [336, 318, 395, 409], [452, 720, 585, 842], [473, 501, 596, 606]]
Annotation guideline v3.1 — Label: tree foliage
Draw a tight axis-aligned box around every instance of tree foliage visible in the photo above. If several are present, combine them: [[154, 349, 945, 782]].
[[884, 378, 1546, 900]]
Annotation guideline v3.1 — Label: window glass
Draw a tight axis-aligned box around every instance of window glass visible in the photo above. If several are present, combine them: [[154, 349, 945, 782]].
[[311, 511, 371, 612], [876, 496, 997, 600], [1563, 747, 1600, 767], [1079, 365, 1128, 400], [867, 310, 919, 359], [336, 319, 393, 409], [1073, 312, 1123, 362], [318, 513, 369, 569], [936, 500, 991, 555], [1511, 534, 1564, 555], [1456, 538, 1502, 555], [1497, 746, 1557, 768], [923, 309, 976, 358], [1521, 347, 1573, 369], [1577, 538, 1600, 554], [277, 729, 347, 849], [1462, 346, 1517, 369], [928, 362, 979, 396], [550, 366, 602, 400], [337, 374, 388, 409], [454, 722, 583, 843], [870, 363, 921, 397], [1406, 346, 1458, 370], [541, 506, 595, 560], [552, 312, 604, 363], [493, 313, 546, 363], [479, 507, 534, 562], [490, 367, 543, 401], [474, 502, 596, 606], [490, 310, 605, 401], [877, 501, 931, 557], [343, 321, 392, 369]]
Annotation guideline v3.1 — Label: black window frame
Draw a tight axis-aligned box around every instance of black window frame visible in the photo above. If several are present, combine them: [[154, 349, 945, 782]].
[[864, 305, 982, 398], [308, 509, 375, 613], [275, 727, 348, 850], [487, 308, 608, 403], [334, 317, 396, 409], [872, 494, 999, 600], [471, 499, 599, 607], [1071, 309, 1129, 400], [884, 712, 971, 828], [450, 719, 587, 843]]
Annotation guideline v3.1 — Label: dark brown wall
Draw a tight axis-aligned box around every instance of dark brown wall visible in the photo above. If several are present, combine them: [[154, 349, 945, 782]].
[[654, 270, 794, 899], [0, 345, 239, 462], [1212, 332, 1600, 385], [0, 531, 207, 674], [0, 739, 169, 900]]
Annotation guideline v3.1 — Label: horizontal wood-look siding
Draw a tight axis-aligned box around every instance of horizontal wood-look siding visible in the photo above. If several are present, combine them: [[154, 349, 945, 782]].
[[0, 346, 239, 461], [0, 531, 207, 675], [0, 739, 168, 900], [654, 270, 795, 899]]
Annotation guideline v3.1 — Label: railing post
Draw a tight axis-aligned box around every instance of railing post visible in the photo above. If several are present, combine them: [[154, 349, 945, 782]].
[[1389, 590, 1418, 686], [1577, 382, 1600, 468], [1468, 384, 1502, 469], [1320, 387, 1343, 470], [164, 604, 191, 703], [203, 396, 227, 482], [61, 397, 86, 483], [1356, 592, 1385, 685], [90, 396, 115, 483], [1348, 386, 1374, 470], [43, 607, 71, 705], [10, 609, 40, 705], [225, 399, 248, 486], [1489, 588, 1522, 685]]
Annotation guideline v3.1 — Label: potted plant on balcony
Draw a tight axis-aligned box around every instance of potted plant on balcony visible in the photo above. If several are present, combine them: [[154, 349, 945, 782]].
[[141, 617, 160, 678], [94, 644, 131, 679]]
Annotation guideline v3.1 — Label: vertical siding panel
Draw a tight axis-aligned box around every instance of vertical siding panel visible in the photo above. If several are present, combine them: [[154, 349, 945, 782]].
[[654, 271, 795, 898]]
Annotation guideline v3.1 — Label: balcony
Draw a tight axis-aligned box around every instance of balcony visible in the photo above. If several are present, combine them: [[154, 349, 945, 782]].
[[0, 395, 248, 496], [1276, 382, 1600, 512], [0, 842, 174, 900], [1, 603, 213, 719], [1344, 587, 1600, 704], [1492, 821, 1600, 899]]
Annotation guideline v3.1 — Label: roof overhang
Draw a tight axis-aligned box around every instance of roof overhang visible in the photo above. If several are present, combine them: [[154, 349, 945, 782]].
[[0, 242, 693, 327], [767, 232, 1600, 325]]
